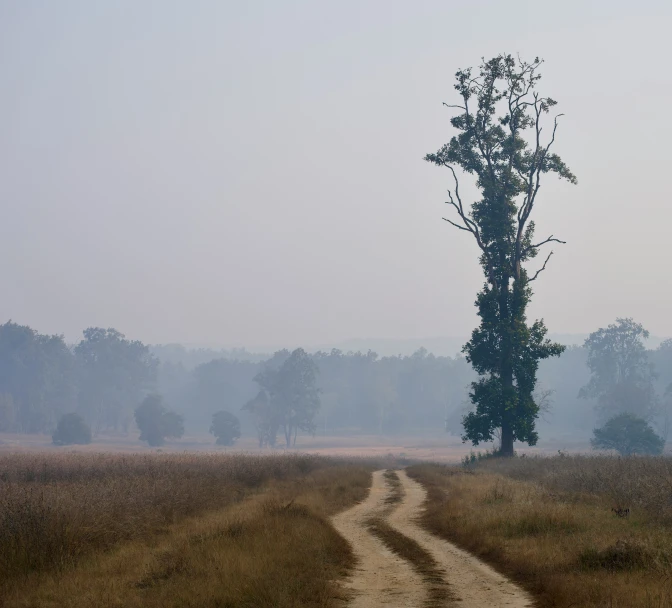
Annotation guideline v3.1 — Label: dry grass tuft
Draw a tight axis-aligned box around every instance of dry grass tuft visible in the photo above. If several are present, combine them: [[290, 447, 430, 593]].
[[408, 456, 672, 608]]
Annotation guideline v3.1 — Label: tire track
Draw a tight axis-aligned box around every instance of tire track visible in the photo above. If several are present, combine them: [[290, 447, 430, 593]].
[[332, 469, 534, 608], [331, 470, 428, 607]]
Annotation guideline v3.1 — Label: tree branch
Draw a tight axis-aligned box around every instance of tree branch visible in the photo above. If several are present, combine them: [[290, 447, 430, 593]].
[[528, 251, 554, 282], [524, 235, 566, 255]]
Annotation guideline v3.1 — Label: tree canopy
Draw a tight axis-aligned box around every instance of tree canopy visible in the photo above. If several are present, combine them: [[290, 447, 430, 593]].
[[210, 410, 241, 446], [580, 318, 658, 422], [591, 413, 665, 456], [52, 413, 92, 446], [76, 328, 158, 433], [246, 348, 320, 448], [134, 394, 184, 447]]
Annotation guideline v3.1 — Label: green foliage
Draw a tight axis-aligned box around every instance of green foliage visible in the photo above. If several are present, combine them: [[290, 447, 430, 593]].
[[210, 410, 241, 446], [591, 413, 665, 456], [425, 54, 575, 455], [246, 348, 320, 448], [52, 413, 92, 446], [134, 394, 184, 447], [580, 318, 658, 422]]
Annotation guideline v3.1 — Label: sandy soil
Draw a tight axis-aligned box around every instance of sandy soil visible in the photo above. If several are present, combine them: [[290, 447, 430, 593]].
[[331, 470, 428, 607], [332, 469, 533, 607]]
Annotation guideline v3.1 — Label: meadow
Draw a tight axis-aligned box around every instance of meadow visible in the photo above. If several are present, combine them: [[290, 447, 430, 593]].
[[0, 452, 373, 607], [408, 455, 672, 608]]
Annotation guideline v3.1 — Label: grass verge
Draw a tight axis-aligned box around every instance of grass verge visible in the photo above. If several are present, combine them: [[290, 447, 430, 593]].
[[408, 457, 672, 608]]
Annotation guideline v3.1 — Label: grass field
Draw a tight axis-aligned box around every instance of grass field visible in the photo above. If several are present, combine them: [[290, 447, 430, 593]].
[[408, 455, 672, 608], [0, 452, 373, 607]]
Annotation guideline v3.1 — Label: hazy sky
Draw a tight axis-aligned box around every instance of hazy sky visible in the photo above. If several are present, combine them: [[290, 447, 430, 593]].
[[1, 0, 671, 348]]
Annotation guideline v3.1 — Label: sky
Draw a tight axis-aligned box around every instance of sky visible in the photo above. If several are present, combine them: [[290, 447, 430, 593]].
[[1, 0, 671, 349]]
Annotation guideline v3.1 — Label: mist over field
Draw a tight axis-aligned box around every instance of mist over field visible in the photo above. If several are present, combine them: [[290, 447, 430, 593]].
[[3, 4, 672, 608], [1, 1, 671, 457]]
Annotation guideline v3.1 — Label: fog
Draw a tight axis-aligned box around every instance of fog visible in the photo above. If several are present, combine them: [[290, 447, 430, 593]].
[[1, 2, 671, 451], [1, 1, 671, 348]]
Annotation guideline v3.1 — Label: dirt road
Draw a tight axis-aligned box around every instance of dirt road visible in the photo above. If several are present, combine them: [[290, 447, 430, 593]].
[[332, 469, 533, 608]]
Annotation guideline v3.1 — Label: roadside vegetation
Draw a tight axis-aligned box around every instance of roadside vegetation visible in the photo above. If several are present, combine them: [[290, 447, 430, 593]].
[[409, 455, 672, 607], [0, 452, 373, 607]]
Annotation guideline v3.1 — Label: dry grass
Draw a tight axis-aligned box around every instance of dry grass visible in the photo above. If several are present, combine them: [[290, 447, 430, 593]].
[[408, 456, 672, 608], [0, 452, 373, 607]]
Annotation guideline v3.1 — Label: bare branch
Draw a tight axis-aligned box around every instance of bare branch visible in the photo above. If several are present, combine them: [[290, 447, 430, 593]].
[[528, 251, 554, 282], [442, 217, 471, 231], [439, 165, 499, 290], [524, 235, 566, 254], [442, 102, 466, 111]]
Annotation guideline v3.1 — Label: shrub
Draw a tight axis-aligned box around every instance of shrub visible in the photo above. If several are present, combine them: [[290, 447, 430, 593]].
[[134, 395, 184, 447], [52, 413, 92, 446], [210, 411, 241, 446], [591, 413, 665, 455]]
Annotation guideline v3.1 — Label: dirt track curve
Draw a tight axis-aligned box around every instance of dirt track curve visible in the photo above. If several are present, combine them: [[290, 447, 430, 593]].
[[331, 469, 533, 608]]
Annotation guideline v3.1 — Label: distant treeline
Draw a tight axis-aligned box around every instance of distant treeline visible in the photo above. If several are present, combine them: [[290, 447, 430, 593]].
[[0, 321, 670, 442]]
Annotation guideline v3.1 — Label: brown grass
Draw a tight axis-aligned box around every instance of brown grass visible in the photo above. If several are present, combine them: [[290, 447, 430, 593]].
[[0, 452, 373, 607], [408, 456, 672, 608]]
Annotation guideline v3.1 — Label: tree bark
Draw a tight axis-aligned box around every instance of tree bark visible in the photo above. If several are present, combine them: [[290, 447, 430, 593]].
[[500, 421, 514, 456]]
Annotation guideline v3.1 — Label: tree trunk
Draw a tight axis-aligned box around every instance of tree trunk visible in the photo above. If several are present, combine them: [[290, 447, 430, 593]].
[[500, 421, 514, 456], [499, 275, 515, 458]]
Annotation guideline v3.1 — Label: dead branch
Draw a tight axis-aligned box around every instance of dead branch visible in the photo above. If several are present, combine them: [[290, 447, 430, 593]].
[[528, 251, 554, 282]]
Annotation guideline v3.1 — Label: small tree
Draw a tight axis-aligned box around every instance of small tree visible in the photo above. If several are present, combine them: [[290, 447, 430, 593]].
[[210, 410, 241, 446], [52, 413, 92, 446], [134, 394, 184, 447], [591, 413, 665, 456], [243, 390, 277, 447]]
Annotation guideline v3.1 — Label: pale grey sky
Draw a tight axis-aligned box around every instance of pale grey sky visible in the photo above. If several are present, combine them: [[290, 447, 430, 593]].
[[1, 0, 670, 348]]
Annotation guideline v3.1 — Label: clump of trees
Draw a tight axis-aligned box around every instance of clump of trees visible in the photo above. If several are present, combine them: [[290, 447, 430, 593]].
[[591, 413, 664, 456], [210, 411, 241, 446], [52, 413, 92, 446], [425, 54, 576, 455], [0, 315, 670, 450], [134, 394, 184, 447], [76, 327, 158, 433]]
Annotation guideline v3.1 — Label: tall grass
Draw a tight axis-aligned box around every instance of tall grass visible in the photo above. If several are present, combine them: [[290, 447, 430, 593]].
[[0, 452, 372, 601], [478, 454, 672, 520], [409, 456, 672, 608]]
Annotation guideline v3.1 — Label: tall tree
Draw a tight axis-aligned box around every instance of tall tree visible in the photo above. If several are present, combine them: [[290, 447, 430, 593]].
[[0, 322, 76, 433], [248, 348, 320, 448], [75, 328, 157, 433], [425, 55, 576, 455], [580, 318, 658, 422]]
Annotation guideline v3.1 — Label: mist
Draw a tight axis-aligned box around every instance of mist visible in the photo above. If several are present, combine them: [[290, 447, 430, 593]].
[[1, 1, 671, 453]]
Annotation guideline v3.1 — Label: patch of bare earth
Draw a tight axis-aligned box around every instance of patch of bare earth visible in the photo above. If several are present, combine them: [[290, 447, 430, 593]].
[[332, 469, 532, 608]]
